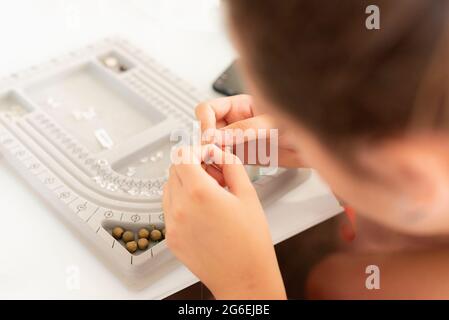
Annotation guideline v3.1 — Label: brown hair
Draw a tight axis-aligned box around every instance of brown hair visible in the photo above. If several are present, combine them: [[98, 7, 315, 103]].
[[227, 0, 449, 149]]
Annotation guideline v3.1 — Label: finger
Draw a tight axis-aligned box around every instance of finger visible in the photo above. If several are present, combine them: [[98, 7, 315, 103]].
[[171, 144, 202, 166], [202, 163, 225, 186], [163, 167, 184, 225], [162, 183, 171, 213], [163, 167, 178, 213], [172, 146, 218, 188], [162, 177, 173, 227], [223, 114, 274, 131], [203, 144, 254, 196], [216, 119, 227, 129], [195, 103, 217, 134], [218, 114, 276, 146], [195, 94, 255, 133], [169, 165, 183, 187]]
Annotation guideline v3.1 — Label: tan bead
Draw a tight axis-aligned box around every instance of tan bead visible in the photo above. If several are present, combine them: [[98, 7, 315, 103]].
[[126, 241, 137, 253], [162, 228, 166, 238], [138, 228, 150, 239], [150, 229, 162, 241], [112, 227, 124, 240], [122, 231, 135, 243], [137, 238, 149, 250]]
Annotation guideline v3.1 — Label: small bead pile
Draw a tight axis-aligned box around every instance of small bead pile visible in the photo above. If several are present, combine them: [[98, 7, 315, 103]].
[[111, 225, 165, 253]]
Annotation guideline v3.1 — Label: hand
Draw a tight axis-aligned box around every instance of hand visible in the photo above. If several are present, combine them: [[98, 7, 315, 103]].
[[195, 94, 304, 168], [163, 144, 286, 299]]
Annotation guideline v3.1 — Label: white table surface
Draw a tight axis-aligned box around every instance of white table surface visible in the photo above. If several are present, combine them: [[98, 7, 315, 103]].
[[0, 0, 342, 299]]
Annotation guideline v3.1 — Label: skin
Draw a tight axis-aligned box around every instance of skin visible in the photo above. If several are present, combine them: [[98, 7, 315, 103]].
[[195, 95, 305, 168], [162, 12, 449, 299], [306, 249, 449, 300], [163, 145, 286, 299]]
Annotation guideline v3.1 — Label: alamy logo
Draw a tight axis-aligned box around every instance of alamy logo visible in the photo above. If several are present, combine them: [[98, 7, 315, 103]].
[[169, 121, 279, 171], [365, 5, 380, 30], [365, 265, 380, 290]]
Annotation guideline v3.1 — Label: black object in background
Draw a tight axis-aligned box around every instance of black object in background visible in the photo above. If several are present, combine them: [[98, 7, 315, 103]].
[[212, 60, 246, 96]]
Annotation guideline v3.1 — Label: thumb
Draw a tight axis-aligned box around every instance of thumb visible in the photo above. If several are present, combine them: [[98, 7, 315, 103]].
[[203, 144, 254, 197]]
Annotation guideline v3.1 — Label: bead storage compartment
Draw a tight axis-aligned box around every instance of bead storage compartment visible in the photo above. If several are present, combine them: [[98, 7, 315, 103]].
[[112, 133, 176, 182], [0, 38, 303, 282], [25, 56, 166, 154], [104, 220, 166, 254], [0, 92, 32, 119], [0, 38, 201, 279]]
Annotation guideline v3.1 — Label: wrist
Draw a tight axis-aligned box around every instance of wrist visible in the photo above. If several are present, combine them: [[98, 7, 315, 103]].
[[211, 282, 287, 300], [209, 266, 287, 300]]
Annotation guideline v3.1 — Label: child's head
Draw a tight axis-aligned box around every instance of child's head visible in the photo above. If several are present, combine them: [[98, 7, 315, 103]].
[[226, 0, 449, 235]]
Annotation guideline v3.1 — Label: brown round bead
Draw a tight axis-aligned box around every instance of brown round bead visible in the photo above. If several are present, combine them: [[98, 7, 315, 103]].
[[138, 228, 150, 239], [150, 229, 162, 241], [126, 241, 137, 253], [137, 238, 149, 250], [112, 227, 124, 240], [122, 231, 135, 243]]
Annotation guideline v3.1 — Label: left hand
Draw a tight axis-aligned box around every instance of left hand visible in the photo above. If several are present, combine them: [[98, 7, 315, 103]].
[[163, 144, 286, 299], [195, 95, 304, 168]]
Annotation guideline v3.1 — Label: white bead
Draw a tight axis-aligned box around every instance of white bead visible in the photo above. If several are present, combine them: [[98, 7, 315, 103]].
[[97, 159, 108, 166], [104, 57, 118, 68], [126, 167, 136, 177]]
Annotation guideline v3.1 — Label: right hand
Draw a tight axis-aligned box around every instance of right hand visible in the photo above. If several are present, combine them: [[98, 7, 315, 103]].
[[163, 144, 286, 299], [195, 94, 304, 168]]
